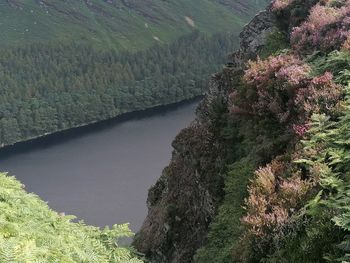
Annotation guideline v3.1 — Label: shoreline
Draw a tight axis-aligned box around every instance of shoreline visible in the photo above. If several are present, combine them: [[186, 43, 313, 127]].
[[0, 96, 203, 157]]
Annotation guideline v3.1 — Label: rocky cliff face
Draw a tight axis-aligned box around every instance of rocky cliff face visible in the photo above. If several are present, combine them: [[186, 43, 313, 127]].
[[230, 7, 276, 69], [134, 5, 276, 263]]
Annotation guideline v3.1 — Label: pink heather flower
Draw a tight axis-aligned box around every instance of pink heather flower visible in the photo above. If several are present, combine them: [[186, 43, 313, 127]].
[[272, 0, 295, 11], [311, 71, 334, 85], [276, 64, 311, 86], [244, 54, 307, 89], [308, 4, 343, 28], [294, 71, 342, 117], [242, 159, 312, 238], [292, 124, 309, 136], [291, 1, 350, 52]]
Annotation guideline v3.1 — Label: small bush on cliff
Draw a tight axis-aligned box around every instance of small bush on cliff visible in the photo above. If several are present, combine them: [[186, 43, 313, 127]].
[[259, 30, 290, 58], [0, 173, 142, 263], [297, 98, 350, 261]]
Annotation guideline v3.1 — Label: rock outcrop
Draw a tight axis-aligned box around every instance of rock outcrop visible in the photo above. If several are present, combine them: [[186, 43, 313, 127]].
[[134, 4, 276, 263], [230, 7, 277, 69]]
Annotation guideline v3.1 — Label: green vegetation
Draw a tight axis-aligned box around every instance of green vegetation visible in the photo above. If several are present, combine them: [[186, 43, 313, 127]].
[[194, 0, 350, 262], [258, 29, 289, 58], [194, 158, 256, 263], [0, 173, 142, 262], [0, 31, 239, 146], [0, 0, 268, 51], [0, 0, 271, 146], [261, 49, 350, 262]]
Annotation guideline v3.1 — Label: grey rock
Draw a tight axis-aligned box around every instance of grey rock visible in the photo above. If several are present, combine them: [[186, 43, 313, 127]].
[[230, 8, 277, 69]]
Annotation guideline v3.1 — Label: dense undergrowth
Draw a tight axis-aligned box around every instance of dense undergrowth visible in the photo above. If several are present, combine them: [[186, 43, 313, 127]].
[[0, 173, 142, 263], [195, 0, 350, 262]]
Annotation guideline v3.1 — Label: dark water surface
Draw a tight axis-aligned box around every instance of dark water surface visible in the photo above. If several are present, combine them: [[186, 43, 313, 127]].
[[0, 100, 199, 231]]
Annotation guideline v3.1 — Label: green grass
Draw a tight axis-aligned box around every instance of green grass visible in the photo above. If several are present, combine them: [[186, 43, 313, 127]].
[[0, 0, 269, 51]]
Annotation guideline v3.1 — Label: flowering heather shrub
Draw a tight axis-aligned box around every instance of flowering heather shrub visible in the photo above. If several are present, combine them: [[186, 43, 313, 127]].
[[272, 0, 295, 11], [295, 72, 342, 115], [291, 1, 350, 52], [275, 62, 311, 85], [242, 159, 311, 237], [239, 54, 342, 126], [242, 54, 309, 123], [292, 123, 310, 136], [308, 3, 343, 28], [244, 54, 309, 89]]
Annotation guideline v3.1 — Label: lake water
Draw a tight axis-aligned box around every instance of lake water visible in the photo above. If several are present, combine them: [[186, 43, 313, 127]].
[[0, 100, 199, 232]]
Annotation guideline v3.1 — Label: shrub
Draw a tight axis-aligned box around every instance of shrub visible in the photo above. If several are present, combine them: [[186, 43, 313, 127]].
[[242, 159, 311, 238], [291, 1, 350, 53], [238, 54, 342, 129], [292, 102, 350, 261], [234, 157, 313, 262], [244, 54, 309, 89], [259, 30, 290, 59], [294, 72, 342, 117], [241, 54, 310, 125], [272, 0, 296, 11]]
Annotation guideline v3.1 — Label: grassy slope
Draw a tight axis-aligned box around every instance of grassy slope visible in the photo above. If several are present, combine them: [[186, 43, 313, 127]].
[[0, 0, 269, 51]]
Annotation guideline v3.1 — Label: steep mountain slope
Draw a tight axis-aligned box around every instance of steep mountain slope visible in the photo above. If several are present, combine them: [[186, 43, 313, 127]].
[[133, 5, 279, 262], [1, 0, 268, 50], [134, 0, 350, 262]]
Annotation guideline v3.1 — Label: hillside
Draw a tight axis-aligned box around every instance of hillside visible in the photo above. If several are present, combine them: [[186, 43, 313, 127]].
[[134, 0, 350, 262], [1, 0, 268, 51], [0, 0, 270, 147]]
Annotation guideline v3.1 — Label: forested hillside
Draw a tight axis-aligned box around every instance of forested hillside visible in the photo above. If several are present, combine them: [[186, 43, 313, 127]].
[[135, 0, 350, 262], [0, 0, 269, 147], [0, 32, 238, 146], [1, 0, 268, 50]]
